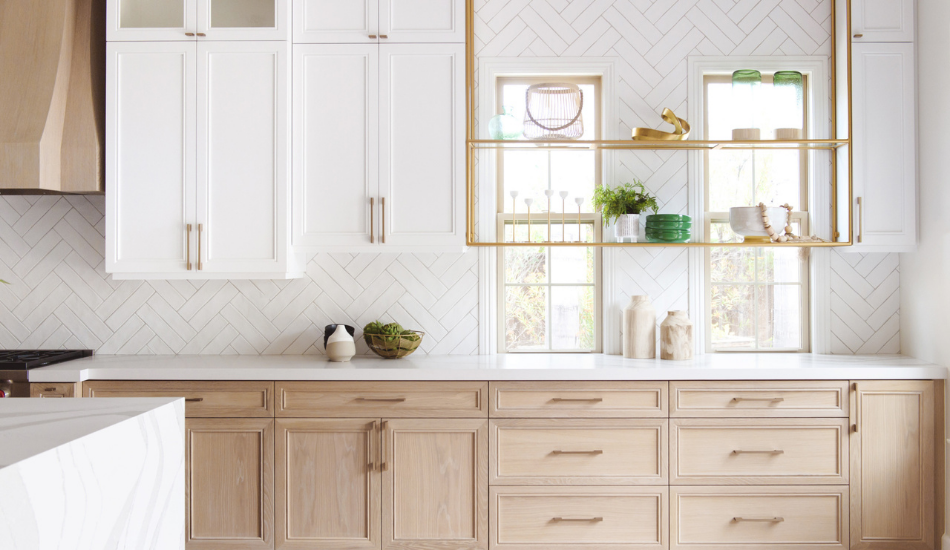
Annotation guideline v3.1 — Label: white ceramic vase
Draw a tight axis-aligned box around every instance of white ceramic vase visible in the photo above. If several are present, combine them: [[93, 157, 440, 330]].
[[614, 214, 639, 243], [325, 325, 356, 362], [660, 311, 693, 361], [623, 295, 656, 359]]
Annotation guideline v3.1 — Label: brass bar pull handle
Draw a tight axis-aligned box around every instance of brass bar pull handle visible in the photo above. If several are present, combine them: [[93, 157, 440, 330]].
[[196, 33, 206, 37], [381, 421, 389, 471], [356, 397, 406, 403], [381, 197, 386, 244], [380, 34, 388, 38], [732, 449, 784, 454], [186, 224, 193, 270], [734, 517, 785, 523], [369, 34, 378, 39], [857, 197, 863, 243], [370, 198, 375, 243], [552, 517, 603, 522], [185, 32, 196, 36], [197, 224, 203, 270], [853, 382, 859, 433], [44, 387, 57, 392], [732, 397, 785, 402], [370, 421, 378, 471], [551, 397, 604, 403], [853, 33, 864, 38], [185, 397, 204, 403], [552, 450, 604, 455]]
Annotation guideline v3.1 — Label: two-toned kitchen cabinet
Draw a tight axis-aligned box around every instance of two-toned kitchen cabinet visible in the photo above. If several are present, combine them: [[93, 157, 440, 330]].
[[292, 42, 465, 251], [293, 0, 465, 44], [106, 40, 303, 279], [109, 0, 290, 41]]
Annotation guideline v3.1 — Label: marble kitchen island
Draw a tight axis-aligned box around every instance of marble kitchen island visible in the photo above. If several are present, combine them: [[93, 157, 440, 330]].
[[0, 398, 185, 550]]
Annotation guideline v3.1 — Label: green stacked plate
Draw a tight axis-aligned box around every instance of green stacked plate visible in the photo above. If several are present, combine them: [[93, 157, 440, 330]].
[[645, 215, 691, 243]]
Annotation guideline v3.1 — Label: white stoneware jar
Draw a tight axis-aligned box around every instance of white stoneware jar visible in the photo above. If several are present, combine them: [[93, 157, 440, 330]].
[[325, 324, 356, 362], [623, 295, 656, 359], [660, 311, 693, 361]]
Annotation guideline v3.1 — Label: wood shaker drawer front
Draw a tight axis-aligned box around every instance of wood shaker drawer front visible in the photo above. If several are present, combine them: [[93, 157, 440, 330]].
[[31, 383, 78, 398], [83, 381, 274, 417], [491, 486, 668, 550], [670, 381, 849, 417], [490, 419, 667, 485], [671, 419, 848, 485], [671, 486, 848, 550], [276, 382, 487, 417], [489, 381, 667, 418]]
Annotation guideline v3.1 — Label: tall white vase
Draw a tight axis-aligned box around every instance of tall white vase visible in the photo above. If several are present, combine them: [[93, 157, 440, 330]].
[[660, 311, 693, 361], [623, 295, 656, 359]]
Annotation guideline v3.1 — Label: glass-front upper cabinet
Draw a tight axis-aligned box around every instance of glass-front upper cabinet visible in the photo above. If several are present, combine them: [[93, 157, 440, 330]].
[[109, 0, 289, 41]]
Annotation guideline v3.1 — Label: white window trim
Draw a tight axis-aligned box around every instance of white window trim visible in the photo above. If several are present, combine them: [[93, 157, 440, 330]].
[[476, 58, 618, 355], [687, 56, 832, 355]]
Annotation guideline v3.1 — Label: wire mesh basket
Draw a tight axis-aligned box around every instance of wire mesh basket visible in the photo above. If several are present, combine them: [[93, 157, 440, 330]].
[[523, 83, 584, 139]]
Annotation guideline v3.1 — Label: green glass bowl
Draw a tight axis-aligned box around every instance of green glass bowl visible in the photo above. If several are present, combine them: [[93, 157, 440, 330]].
[[645, 228, 691, 237], [646, 220, 692, 230], [646, 214, 692, 223], [646, 235, 692, 243]]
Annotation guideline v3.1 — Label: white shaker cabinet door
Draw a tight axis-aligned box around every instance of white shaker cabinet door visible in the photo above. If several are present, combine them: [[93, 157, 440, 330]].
[[293, 45, 379, 248], [197, 0, 290, 41], [107, 0, 197, 41], [851, 0, 915, 42], [196, 41, 293, 275], [850, 42, 917, 252], [379, 44, 465, 248], [381, 0, 466, 43], [106, 42, 198, 276], [293, 0, 380, 43]]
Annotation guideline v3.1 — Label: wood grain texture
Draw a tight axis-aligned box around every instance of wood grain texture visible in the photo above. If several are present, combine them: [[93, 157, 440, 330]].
[[84, 380, 275, 417], [490, 419, 667, 486], [30, 382, 79, 398], [186, 418, 275, 549], [670, 418, 849, 485], [382, 418, 488, 550], [275, 418, 379, 550], [0, 0, 103, 191], [490, 486, 668, 550], [850, 380, 935, 550], [489, 381, 668, 418], [669, 381, 849, 418], [670, 485, 848, 550], [276, 382, 487, 418]]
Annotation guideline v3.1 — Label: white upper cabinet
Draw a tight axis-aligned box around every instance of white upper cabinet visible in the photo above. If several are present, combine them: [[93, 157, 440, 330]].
[[109, 0, 289, 41], [107, 42, 197, 275], [294, 0, 465, 43], [293, 45, 379, 248], [197, 42, 293, 275], [851, 0, 915, 42], [850, 42, 917, 252], [379, 44, 465, 248]]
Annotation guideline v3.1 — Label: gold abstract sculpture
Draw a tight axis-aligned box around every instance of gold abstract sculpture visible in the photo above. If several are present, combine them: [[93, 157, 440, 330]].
[[632, 108, 691, 141]]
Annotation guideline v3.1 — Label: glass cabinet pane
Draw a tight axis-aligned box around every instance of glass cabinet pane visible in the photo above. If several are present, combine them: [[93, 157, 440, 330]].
[[121, 0, 185, 28], [210, 0, 275, 28]]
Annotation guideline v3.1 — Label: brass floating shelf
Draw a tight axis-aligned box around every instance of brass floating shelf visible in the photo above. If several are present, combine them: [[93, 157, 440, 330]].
[[467, 139, 849, 151], [465, 240, 851, 248]]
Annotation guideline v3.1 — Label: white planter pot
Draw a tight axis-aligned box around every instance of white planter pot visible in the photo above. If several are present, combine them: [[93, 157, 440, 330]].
[[614, 214, 640, 243]]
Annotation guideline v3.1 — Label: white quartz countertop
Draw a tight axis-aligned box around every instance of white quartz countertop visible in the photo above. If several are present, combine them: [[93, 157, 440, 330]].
[[26, 353, 948, 382], [0, 397, 181, 469]]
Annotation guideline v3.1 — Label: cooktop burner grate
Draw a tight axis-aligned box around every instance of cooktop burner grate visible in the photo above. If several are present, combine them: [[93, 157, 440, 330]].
[[0, 350, 94, 370]]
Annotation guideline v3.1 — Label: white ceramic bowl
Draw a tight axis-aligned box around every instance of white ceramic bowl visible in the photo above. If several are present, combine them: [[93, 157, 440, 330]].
[[729, 206, 788, 241]]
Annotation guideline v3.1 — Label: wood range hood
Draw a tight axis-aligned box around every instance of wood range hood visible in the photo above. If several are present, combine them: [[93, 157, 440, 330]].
[[0, 0, 105, 194]]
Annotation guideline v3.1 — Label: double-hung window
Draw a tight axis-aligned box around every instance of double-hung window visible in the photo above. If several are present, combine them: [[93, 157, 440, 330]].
[[703, 73, 810, 352], [495, 76, 602, 353]]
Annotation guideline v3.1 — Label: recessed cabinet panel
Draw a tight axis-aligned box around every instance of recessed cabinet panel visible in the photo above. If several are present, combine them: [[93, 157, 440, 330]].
[[382, 0, 465, 43], [109, 0, 195, 40], [851, 42, 917, 251], [293, 45, 378, 247], [200, 0, 288, 40], [380, 44, 465, 248], [852, 0, 914, 42], [198, 41, 287, 274], [294, 0, 379, 43], [106, 42, 197, 275]]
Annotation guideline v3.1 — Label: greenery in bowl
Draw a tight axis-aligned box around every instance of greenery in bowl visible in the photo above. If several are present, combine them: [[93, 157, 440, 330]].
[[362, 321, 421, 343], [592, 181, 659, 225]]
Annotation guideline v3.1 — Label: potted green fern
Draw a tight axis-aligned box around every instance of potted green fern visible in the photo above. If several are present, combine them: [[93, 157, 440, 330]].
[[593, 181, 658, 243]]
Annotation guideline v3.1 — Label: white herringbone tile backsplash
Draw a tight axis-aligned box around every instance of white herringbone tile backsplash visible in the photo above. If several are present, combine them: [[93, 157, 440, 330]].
[[0, 0, 899, 355]]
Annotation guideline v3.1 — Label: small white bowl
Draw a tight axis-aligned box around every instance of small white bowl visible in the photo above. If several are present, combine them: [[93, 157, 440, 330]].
[[729, 206, 788, 243]]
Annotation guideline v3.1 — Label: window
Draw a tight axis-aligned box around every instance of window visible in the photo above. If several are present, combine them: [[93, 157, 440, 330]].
[[495, 76, 602, 353], [703, 73, 810, 352]]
